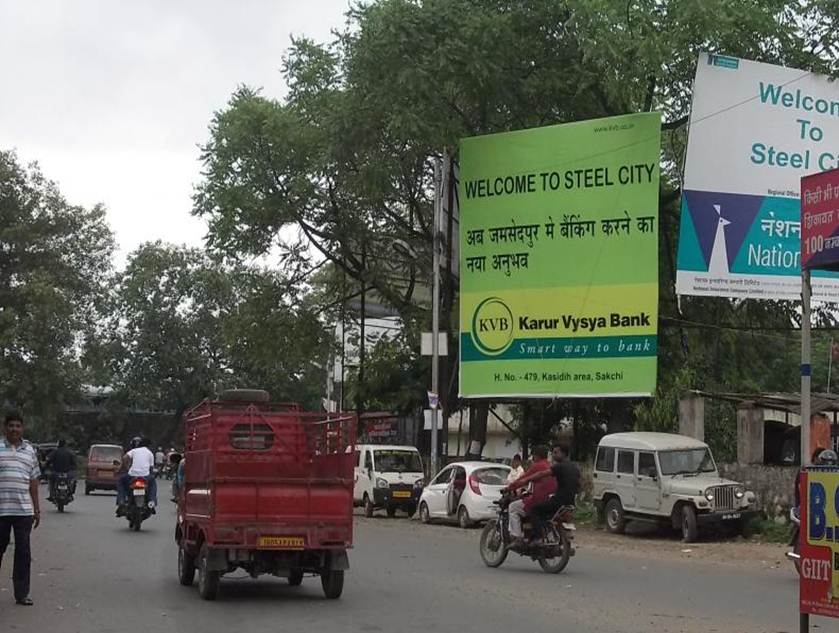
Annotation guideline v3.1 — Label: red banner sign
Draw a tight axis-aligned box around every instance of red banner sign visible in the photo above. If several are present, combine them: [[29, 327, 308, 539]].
[[800, 469, 839, 618], [802, 169, 839, 270]]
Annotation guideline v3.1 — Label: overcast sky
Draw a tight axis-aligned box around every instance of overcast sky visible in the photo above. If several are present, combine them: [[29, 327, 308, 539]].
[[0, 0, 352, 264]]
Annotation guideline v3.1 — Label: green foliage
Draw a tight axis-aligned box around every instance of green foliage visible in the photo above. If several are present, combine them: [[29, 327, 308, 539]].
[[0, 150, 114, 422], [98, 243, 330, 415], [634, 366, 695, 433], [358, 323, 427, 415], [192, 1, 839, 445]]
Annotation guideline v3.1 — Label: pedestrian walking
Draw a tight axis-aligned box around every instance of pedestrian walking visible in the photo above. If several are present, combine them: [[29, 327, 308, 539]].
[[0, 411, 41, 605]]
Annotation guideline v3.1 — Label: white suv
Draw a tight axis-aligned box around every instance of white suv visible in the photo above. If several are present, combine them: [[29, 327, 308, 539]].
[[592, 432, 756, 542]]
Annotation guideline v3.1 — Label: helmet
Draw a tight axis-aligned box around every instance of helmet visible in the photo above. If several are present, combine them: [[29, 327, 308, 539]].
[[130, 436, 143, 449], [815, 449, 839, 466]]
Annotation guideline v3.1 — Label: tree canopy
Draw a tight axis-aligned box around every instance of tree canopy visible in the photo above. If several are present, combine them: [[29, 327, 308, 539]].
[[192, 0, 839, 455], [0, 150, 114, 420]]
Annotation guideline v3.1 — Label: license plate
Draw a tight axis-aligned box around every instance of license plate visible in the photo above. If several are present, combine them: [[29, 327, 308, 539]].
[[132, 489, 145, 496], [57, 485, 68, 490], [392, 491, 411, 498], [722, 512, 741, 520], [258, 536, 305, 549]]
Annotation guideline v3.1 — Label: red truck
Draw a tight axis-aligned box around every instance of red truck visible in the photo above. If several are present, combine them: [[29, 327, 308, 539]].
[[175, 390, 356, 601]]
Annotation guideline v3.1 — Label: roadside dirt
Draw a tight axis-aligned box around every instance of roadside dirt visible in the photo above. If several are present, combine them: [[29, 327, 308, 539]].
[[355, 509, 795, 573], [575, 524, 792, 572]]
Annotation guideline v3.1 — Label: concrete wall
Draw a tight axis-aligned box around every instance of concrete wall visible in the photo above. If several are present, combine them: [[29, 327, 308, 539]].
[[718, 463, 796, 522], [678, 395, 705, 441], [737, 406, 765, 464]]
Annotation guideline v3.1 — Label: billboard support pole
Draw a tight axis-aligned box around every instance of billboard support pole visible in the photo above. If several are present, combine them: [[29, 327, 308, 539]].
[[431, 156, 442, 476], [802, 269, 812, 468]]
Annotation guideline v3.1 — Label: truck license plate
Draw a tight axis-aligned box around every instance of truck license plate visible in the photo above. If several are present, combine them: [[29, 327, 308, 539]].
[[722, 512, 741, 520], [258, 536, 305, 549], [392, 491, 411, 498]]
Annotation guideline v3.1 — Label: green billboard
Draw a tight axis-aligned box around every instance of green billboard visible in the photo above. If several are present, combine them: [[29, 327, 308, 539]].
[[458, 113, 661, 397]]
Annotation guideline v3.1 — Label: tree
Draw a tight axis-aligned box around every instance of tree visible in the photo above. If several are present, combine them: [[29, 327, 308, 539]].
[[105, 243, 231, 417], [194, 1, 839, 456], [101, 242, 330, 417], [0, 150, 114, 422]]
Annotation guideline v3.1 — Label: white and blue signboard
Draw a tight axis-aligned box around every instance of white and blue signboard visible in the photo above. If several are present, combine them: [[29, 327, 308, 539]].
[[677, 53, 839, 300]]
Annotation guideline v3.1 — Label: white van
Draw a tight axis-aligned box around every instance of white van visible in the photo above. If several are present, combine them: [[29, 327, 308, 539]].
[[354, 444, 425, 517]]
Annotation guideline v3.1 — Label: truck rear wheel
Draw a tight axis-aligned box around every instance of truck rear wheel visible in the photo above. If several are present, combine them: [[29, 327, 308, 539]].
[[198, 544, 220, 600], [321, 569, 344, 599], [288, 569, 304, 586], [178, 546, 196, 586]]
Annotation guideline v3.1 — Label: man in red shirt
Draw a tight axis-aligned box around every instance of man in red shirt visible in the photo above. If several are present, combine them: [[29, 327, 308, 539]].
[[502, 446, 556, 545]]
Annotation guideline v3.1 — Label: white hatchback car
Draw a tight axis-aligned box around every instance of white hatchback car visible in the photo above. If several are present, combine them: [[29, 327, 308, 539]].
[[418, 461, 511, 528]]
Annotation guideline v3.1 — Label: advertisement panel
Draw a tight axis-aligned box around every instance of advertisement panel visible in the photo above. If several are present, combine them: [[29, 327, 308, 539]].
[[458, 113, 660, 398], [677, 53, 839, 300], [802, 169, 839, 271], [800, 469, 839, 619]]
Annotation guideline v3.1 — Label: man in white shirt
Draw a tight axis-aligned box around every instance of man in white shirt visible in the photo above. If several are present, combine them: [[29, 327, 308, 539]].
[[116, 437, 157, 514], [506, 454, 525, 485], [154, 447, 165, 470]]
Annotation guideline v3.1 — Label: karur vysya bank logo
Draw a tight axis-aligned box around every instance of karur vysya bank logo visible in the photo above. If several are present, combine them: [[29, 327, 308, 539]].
[[471, 297, 514, 355]]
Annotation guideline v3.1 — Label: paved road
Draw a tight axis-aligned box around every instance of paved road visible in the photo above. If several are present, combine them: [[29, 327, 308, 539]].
[[0, 487, 836, 633]]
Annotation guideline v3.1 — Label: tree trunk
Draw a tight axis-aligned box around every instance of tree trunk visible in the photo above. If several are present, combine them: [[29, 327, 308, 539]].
[[465, 401, 489, 459]]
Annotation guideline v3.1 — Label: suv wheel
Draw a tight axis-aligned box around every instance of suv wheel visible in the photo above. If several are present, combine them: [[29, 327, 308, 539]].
[[604, 498, 626, 534], [681, 504, 699, 542]]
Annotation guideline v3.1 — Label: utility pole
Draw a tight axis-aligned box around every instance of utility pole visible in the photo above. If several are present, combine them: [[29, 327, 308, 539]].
[[431, 156, 442, 476], [358, 242, 366, 419], [802, 269, 811, 466]]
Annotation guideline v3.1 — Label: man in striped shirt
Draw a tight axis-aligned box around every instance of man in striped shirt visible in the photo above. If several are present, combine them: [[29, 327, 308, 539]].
[[0, 411, 41, 606]]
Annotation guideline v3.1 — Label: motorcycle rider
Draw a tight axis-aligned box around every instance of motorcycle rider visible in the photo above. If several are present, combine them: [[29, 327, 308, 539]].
[[154, 446, 165, 475], [526, 443, 580, 542], [501, 446, 555, 547], [116, 437, 157, 516], [46, 440, 76, 502]]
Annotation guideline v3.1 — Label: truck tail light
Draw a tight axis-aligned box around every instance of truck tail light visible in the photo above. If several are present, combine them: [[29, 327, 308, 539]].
[[468, 474, 482, 496]]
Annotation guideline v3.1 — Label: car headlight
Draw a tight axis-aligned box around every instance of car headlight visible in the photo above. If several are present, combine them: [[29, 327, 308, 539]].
[[705, 490, 714, 502], [376, 478, 389, 489], [414, 478, 425, 488], [735, 487, 745, 499]]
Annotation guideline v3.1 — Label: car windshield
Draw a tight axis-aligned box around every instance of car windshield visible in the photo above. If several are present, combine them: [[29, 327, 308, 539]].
[[472, 467, 509, 485], [658, 448, 716, 475], [90, 446, 123, 461], [374, 450, 423, 473]]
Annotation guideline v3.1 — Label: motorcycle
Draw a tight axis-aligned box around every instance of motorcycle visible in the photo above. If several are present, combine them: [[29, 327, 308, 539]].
[[122, 477, 155, 531], [786, 507, 802, 575], [50, 473, 75, 513], [479, 492, 575, 573]]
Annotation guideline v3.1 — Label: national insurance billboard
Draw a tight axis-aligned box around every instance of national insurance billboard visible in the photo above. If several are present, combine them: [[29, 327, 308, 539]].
[[676, 53, 839, 300]]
